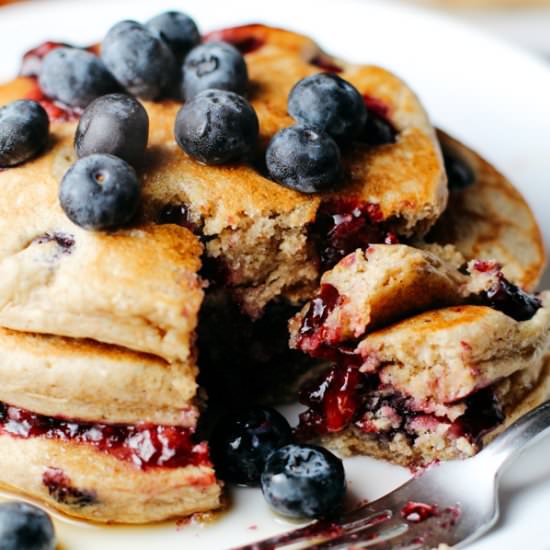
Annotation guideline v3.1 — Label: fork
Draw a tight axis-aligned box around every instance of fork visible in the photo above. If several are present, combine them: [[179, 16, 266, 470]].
[[232, 399, 550, 550]]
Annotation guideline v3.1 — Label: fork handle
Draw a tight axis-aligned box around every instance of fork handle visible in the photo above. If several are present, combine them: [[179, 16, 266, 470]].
[[478, 399, 550, 475]]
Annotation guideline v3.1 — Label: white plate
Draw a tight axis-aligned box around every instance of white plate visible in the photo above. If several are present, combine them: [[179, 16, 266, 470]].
[[0, 1, 549, 548]]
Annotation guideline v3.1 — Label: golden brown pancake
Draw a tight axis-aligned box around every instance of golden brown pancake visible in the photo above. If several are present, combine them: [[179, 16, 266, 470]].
[[428, 130, 546, 291], [0, 24, 446, 319], [298, 296, 550, 467]]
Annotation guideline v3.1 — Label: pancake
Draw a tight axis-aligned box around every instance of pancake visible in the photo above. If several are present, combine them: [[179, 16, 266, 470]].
[[324, 357, 550, 467], [0, 23, 446, 319], [427, 130, 546, 291], [289, 244, 470, 355], [297, 295, 550, 467], [0, 219, 203, 363], [0, 328, 198, 426], [0, 422, 220, 524]]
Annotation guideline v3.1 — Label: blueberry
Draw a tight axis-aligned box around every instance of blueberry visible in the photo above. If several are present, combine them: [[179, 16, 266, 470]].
[[0, 501, 55, 550], [175, 89, 259, 165], [288, 73, 367, 142], [75, 94, 149, 166], [261, 444, 346, 518], [146, 11, 200, 62], [362, 113, 397, 146], [38, 47, 118, 109], [0, 100, 49, 167], [181, 42, 248, 100], [101, 20, 177, 100], [59, 154, 140, 230], [443, 151, 475, 190], [266, 124, 343, 193], [211, 407, 293, 486]]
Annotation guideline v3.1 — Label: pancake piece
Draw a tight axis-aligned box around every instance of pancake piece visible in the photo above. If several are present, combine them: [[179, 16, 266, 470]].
[[289, 244, 470, 355], [324, 357, 550, 467], [292, 243, 549, 466], [0, 23, 446, 318], [0, 406, 220, 523], [289, 244, 537, 357], [428, 131, 546, 291], [297, 296, 550, 466], [0, 328, 199, 426], [0, 177, 203, 362]]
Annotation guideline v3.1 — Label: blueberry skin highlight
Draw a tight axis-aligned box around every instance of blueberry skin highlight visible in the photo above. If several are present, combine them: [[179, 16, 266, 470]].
[[181, 41, 248, 100], [266, 124, 343, 193], [175, 89, 259, 165], [288, 72, 367, 142], [39, 47, 118, 109], [0, 501, 55, 550], [59, 154, 141, 230], [75, 94, 149, 166], [146, 11, 200, 61], [261, 444, 346, 519], [0, 100, 49, 167], [211, 407, 293, 486], [101, 20, 177, 100]]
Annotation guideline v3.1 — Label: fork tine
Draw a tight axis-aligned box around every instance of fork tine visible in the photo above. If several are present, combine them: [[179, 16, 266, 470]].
[[310, 509, 460, 550], [303, 516, 409, 550], [229, 506, 395, 550]]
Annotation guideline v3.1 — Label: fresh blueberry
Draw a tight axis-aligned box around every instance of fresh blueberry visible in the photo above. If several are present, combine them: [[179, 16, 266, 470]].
[[174, 89, 259, 165], [0, 501, 55, 550], [266, 124, 343, 193], [288, 73, 367, 142], [261, 444, 346, 518], [181, 41, 248, 100], [101, 20, 177, 100], [362, 113, 397, 146], [146, 11, 200, 62], [211, 407, 293, 486], [443, 151, 475, 190], [0, 100, 49, 167], [75, 94, 149, 166], [38, 47, 118, 109], [59, 153, 141, 230]]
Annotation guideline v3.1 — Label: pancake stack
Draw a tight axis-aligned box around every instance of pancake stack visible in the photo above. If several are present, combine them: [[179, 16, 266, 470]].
[[0, 22, 547, 522]]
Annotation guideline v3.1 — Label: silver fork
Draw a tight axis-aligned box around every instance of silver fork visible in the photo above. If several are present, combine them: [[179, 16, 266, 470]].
[[232, 400, 550, 550]]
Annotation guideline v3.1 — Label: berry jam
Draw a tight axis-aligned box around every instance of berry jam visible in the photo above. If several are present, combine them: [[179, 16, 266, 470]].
[[157, 204, 194, 229], [361, 94, 397, 146], [481, 277, 541, 322], [298, 365, 366, 436], [297, 364, 504, 443], [19, 41, 68, 78], [34, 232, 75, 253], [0, 403, 211, 470], [401, 501, 438, 523], [203, 25, 266, 54], [298, 284, 341, 356], [25, 83, 82, 123], [454, 388, 504, 441], [310, 55, 343, 73], [363, 95, 390, 120], [311, 198, 398, 269], [42, 468, 97, 507]]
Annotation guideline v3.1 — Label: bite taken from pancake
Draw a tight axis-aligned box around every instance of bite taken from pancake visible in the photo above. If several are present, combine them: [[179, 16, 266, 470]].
[[290, 244, 550, 466]]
